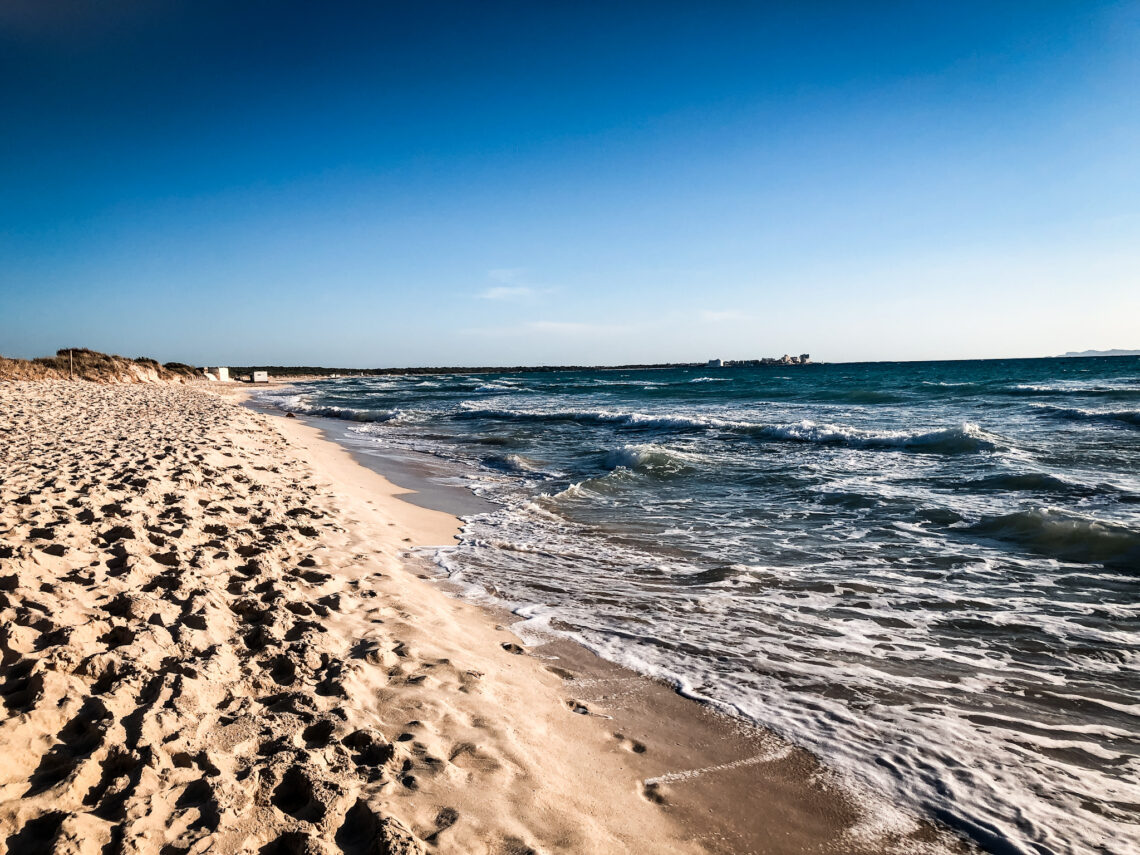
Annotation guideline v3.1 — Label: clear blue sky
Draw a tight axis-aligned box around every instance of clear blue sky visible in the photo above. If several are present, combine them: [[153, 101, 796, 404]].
[[2, 1, 1137, 366]]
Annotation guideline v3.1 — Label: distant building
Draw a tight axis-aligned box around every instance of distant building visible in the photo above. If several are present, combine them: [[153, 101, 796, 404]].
[[707, 358, 723, 368], [215, 367, 230, 382], [800, 354, 810, 364], [252, 371, 269, 383]]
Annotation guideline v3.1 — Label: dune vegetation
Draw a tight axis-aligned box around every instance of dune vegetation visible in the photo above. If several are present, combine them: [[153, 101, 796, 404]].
[[0, 348, 202, 383]]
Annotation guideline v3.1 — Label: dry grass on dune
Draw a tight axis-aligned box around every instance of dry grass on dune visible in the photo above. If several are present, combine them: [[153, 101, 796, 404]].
[[0, 348, 202, 384]]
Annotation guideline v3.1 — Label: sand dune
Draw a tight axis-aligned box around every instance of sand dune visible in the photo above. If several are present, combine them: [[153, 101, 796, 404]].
[[0, 349, 202, 384]]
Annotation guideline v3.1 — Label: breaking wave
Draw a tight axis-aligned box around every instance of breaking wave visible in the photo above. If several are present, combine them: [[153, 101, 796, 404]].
[[602, 443, 698, 475], [482, 453, 541, 474], [1033, 405, 1140, 429], [757, 421, 1002, 453], [257, 393, 405, 423], [456, 406, 1001, 454], [961, 472, 1094, 495], [476, 381, 520, 392], [455, 403, 733, 431], [967, 509, 1140, 570], [1004, 383, 1140, 399]]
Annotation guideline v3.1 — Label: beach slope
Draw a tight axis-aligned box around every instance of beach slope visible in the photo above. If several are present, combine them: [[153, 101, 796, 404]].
[[0, 382, 964, 854], [0, 382, 706, 853]]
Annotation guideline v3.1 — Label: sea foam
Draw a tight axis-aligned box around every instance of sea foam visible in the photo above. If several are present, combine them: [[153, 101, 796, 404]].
[[261, 360, 1140, 855], [756, 420, 1001, 453], [457, 405, 1001, 454]]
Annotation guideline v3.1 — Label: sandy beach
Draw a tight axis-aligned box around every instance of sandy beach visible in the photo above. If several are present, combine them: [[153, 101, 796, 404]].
[[0, 381, 966, 854]]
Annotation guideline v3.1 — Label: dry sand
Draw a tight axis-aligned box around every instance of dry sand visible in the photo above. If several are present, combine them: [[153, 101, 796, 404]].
[[0, 382, 966, 854]]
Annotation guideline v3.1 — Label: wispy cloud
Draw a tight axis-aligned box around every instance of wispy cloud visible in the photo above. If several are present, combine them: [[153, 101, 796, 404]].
[[477, 268, 542, 301], [479, 285, 535, 300], [488, 267, 527, 283], [463, 319, 635, 337], [699, 309, 750, 323], [526, 320, 631, 335]]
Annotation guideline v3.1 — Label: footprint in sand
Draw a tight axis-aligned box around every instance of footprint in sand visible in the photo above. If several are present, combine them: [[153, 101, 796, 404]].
[[613, 732, 648, 754]]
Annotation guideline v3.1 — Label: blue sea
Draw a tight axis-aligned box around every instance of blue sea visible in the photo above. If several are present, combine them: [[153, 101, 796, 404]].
[[258, 357, 1140, 855]]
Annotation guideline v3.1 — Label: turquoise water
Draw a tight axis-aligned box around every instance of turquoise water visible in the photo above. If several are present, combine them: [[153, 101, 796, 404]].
[[259, 357, 1140, 855]]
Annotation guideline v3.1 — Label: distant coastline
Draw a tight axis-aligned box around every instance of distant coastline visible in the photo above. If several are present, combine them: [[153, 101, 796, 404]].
[[227, 351, 1140, 379], [6, 348, 1139, 385], [1054, 349, 1140, 358], [225, 358, 817, 379]]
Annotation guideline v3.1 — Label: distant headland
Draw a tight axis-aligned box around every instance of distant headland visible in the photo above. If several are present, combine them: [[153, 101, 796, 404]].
[[1054, 349, 1140, 358]]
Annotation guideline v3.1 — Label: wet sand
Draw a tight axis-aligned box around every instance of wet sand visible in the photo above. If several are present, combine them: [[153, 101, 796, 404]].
[[0, 381, 967, 854]]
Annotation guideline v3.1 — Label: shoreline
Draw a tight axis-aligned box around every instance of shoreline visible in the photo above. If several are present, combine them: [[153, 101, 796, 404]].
[[0, 380, 968, 853], [239, 384, 971, 854]]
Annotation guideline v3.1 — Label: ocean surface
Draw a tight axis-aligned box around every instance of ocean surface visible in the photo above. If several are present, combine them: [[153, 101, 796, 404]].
[[257, 357, 1140, 855]]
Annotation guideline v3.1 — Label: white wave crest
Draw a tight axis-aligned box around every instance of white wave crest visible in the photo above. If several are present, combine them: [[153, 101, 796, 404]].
[[761, 421, 1002, 453], [603, 443, 698, 474], [456, 405, 1003, 454], [1031, 404, 1140, 428]]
